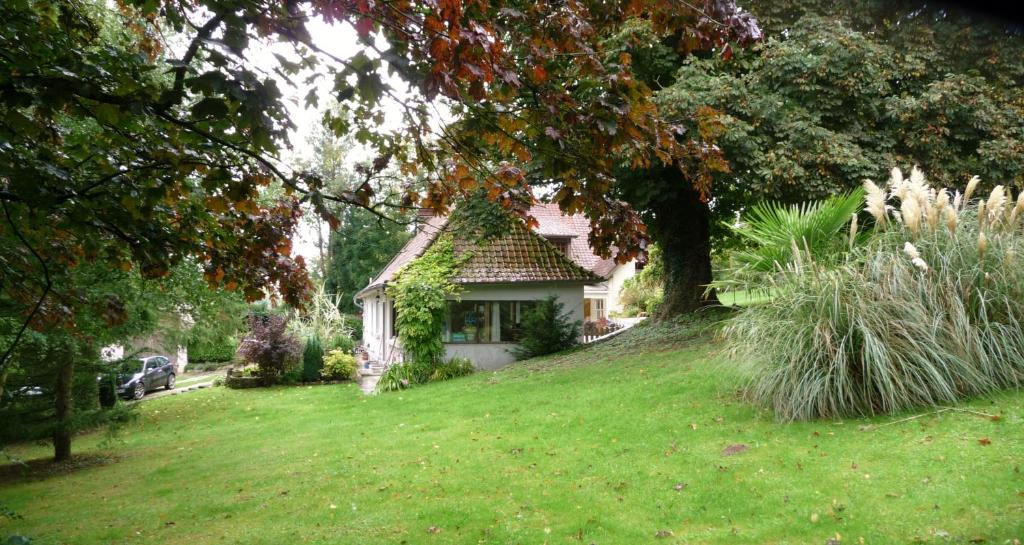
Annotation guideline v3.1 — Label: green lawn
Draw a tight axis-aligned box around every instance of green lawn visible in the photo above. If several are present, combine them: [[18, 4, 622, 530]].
[[2, 315, 1022, 544]]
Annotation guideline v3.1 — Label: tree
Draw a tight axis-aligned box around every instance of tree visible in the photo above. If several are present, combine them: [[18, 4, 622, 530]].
[[609, 4, 1024, 315], [2, 0, 760, 385], [324, 207, 411, 313], [0, 261, 234, 461]]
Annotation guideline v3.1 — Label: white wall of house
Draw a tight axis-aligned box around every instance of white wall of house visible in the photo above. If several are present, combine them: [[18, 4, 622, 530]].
[[360, 287, 400, 364], [605, 262, 637, 315], [358, 282, 586, 370]]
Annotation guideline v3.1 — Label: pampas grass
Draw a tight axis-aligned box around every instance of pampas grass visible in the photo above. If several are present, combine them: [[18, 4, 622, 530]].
[[725, 168, 1024, 420]]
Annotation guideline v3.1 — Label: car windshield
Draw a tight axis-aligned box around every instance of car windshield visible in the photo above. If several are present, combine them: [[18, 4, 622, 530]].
[[114, 359, 145, 374]]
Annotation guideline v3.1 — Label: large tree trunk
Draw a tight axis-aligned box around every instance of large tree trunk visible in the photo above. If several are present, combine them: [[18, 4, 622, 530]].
[[53, 355, 74, 462], [648, 182, 719, 318]]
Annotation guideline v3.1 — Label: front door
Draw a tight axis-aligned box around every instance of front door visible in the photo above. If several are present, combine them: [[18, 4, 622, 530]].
[[584, 298, 592, 321]]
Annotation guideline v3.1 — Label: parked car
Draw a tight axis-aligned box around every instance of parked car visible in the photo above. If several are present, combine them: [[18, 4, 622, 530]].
[[101, 356, 176, 401]]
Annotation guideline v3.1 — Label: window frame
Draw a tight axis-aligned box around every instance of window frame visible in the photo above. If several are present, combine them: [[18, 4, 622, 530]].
[[444, 300, 539, 344]]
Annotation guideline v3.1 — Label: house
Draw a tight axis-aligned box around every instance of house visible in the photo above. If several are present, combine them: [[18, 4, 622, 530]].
[[355, 204, 640, 370]]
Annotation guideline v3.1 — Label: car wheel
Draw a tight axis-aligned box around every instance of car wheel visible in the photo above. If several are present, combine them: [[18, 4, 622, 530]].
[[165, 374, 175, 390], [132, 382, 145, 400]]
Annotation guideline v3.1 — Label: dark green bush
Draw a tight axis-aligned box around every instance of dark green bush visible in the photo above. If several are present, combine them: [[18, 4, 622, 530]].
[[512, 296, 581, 359], [301, 336, 324, 382], [188, 341, 237, 363]]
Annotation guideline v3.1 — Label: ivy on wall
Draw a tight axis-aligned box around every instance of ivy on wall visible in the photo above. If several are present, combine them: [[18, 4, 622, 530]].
[[386, 235, 463, 366]]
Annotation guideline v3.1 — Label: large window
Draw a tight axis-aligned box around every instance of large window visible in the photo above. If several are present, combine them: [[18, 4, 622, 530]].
[[445, 300, 538, 343]]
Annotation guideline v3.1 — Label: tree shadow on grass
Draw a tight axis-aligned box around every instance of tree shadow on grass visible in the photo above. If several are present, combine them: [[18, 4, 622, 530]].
[[0, 452, 122, 486]]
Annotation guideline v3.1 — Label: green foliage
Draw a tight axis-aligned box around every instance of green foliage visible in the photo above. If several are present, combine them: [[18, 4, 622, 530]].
[[512, 296, 581, 359], [656, 15, 1024, 210], [324, 208, 412, 314], [188, 341, 238, 364], [727, 172, 1024, 420], [618, 244, 665, 316], [321, 349, 357, 381], [301, 336, 324, 382], [325, 334, 355, 355], [718, 188, 865, 289], [375, 363, 415, 392], [430, 357, 475, 382], [290, 285, 355, 344], [387, 235, 462, 366], [374, 356, 474, 393]]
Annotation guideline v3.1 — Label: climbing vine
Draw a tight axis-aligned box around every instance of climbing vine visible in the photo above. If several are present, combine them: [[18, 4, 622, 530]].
[[387, 235, 463, 366]]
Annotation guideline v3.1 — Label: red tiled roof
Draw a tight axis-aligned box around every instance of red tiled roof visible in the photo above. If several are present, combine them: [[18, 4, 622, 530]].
[[452, 220, 601, 284], [531, 204, 619, 278], [357, 204, 620, 296]]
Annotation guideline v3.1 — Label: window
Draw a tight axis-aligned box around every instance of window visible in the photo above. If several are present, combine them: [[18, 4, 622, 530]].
[[447, 301, 493, 343], [445, 301, 538, 343], [546, 236, 571, 255], [594, 298, 606, 319]]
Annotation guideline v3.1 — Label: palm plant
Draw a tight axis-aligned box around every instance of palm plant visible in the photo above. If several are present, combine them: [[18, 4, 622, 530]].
[[719, 188, 865, 291]]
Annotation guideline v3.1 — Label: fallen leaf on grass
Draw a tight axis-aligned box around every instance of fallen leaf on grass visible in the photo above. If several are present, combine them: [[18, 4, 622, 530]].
[[655, 529, 674, 538], [673, 482, 687, 491], [978, 437, 992, 446], [427, 526, 441, 534]]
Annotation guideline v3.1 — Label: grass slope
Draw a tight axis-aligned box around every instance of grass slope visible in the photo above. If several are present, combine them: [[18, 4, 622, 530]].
[[2, 314, 1022, 544]]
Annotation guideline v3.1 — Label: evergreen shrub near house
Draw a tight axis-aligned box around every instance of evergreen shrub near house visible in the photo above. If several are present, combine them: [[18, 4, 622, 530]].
[[321, 349, 357, 381], [512, 296, 581, 359], [301, 336, 324, 382], [724, 167, 1024, 420]]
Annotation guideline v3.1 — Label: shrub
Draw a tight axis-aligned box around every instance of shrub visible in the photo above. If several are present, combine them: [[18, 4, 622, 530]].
[[237, 314, 302, 386], [726, 167, 1024, 420], [374, 357, 474, 393], [301, 336, 324, 382], [512, 296, 581, 359], [289, 284, 354, 345], [188, 340, 238, 363], [325, 334, 354, 354], [431, 357, 474, 381], [727, 188, 865, 280], [322, 349, 357, 381], [375, 363, 414, 392]]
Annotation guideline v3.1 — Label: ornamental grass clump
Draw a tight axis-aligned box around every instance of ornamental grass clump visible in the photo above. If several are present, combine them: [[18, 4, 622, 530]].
[[727, 167, 1024, 420]]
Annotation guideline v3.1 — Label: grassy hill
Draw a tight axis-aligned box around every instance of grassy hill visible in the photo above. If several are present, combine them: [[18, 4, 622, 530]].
[[2, 313, 1022, 544]]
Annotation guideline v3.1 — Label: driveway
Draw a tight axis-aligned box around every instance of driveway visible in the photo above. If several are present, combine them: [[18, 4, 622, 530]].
[[132, 369, 225, 402]]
